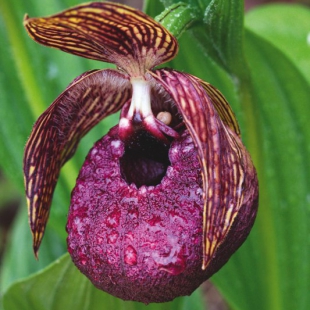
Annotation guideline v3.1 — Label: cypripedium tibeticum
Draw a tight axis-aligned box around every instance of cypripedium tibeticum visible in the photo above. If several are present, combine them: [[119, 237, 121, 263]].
[[23, 2, 258, 304]]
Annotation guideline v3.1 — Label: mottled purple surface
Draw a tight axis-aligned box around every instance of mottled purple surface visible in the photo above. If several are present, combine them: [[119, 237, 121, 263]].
[[67, 126, 210, 303], [67, 125, 258, 303]]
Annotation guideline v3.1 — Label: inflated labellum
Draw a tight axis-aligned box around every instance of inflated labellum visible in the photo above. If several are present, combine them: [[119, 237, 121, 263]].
[[23, 2, 258, 304]]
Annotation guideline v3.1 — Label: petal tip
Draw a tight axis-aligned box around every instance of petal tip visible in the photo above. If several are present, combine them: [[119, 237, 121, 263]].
[[23, 13, 29, 24], [33, 244, 39, 260]]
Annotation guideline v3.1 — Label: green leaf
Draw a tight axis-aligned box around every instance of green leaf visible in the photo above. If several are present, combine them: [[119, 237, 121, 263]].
[[148, 0, 247, 78], [0, 0, 117, 187], [0, 176, 20, 210], [245, 4, 310, 84], [212, 29, 310, 310], [3, 253, 204, 310], [202, 0, 247, 78], [0, 205, 65, 296], [155, 3, 200, 38]]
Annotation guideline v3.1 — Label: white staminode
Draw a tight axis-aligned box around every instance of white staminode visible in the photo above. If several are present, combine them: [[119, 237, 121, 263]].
[[119, 76, 165, 139], [127, 77, 152, 119]]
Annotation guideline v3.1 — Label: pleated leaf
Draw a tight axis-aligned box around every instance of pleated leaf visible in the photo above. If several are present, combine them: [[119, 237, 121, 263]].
[[245, 4, 310, 84], [211, 29, 310, 310]]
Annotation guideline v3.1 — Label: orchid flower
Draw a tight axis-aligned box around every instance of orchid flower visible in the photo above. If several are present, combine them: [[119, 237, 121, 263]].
[[23, 2, 258, 303]]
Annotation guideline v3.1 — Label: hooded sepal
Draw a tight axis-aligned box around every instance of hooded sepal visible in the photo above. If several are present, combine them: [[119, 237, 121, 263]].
[[24, 2, 178, 77], [24, 69, 131, 256], [151, 69, 258, 270]]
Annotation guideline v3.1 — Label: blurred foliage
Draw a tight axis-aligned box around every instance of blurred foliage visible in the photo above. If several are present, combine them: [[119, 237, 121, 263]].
[[0, 0, 310, 309]]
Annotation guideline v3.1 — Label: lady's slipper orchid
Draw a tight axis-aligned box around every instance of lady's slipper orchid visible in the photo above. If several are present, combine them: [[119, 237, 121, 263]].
[[23, 2, 258, 304]]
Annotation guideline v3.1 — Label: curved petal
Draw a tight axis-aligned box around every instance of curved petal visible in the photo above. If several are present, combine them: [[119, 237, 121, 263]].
[[24, 69, 131, 256], [24, 2, 178, 76], [150, 69, 258, 269], [199, 80, 241, 136]]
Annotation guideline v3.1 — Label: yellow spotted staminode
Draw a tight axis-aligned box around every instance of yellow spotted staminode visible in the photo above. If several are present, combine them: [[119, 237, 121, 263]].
[[23, 2, 258, 304]]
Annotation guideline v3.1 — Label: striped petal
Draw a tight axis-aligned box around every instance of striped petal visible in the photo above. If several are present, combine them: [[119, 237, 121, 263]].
[[24, 2, 178, 76], [151, 69, 258, 269], [24, 69, 131, 256], [199, 80, 241, 136]]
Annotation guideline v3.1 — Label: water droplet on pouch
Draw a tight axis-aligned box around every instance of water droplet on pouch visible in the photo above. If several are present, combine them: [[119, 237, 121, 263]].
[[148, 215, 162, 226], [107, 231, 119, 244], [124, 245, 137, 265], [106, 210, 121, 228], [159, 260, 186, 275], [111, 140, 124, 157], [108, 256, 116, 265], [125, 232, 134, 241], [91, 148, 98, 156], [182, 144, 193, 154], [158, 247, 187, 275], [96, 168, 104, 175], [128, 209, 139, 221]]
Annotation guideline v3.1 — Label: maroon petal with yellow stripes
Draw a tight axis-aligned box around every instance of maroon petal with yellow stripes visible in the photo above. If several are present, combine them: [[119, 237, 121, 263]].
[[24, 2, 178, 76], [24, 69, 131, 256], [151, 69, 258, 270]]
